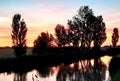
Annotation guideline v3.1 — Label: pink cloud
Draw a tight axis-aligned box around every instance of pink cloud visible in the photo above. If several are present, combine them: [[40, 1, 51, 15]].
[[104, 13, 120, 22], [103, 12, 120, 32]]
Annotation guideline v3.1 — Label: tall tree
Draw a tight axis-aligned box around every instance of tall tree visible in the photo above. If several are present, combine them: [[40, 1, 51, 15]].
[[67, 6, 93, 49], [75, 6, 94, 49], [67, 6, 107, 77], [67, 6, 106, 50], [91, 16, 106, 49], [112, 28, 119, 47], [11, 14, 27, 56], [55, 24, 69, 47]]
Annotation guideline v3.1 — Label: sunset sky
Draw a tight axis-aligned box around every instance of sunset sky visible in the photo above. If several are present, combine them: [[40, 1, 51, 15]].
[[0, 0, 120, 47]]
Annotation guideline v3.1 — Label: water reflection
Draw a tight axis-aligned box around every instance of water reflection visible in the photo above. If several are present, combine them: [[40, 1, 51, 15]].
[[0, 56, 112, 81], [14, 73, 26, 81], [57, 60, 106, 81]]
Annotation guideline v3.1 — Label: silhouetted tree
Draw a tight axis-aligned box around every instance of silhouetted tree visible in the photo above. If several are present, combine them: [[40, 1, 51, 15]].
[[67, 6, 106, 50], [87, 15, 106, 72], [55, 24, 69, 47], [89, 15, 107, 50], [67, 6, 107, 72], [112, 28, 119, 47], [67, 19, 81, 47], [33, 32, 54, 47], [68, 6, 94, 48], [11, 14, 27, 56], [32, 32, 54, 54]]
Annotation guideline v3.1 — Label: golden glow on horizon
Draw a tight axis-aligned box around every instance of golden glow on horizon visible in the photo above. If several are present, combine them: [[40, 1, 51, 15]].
[[0, 29, 119, 47]]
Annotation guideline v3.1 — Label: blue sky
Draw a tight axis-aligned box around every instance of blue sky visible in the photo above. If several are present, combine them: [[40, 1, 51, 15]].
[[0, 0, 120, 19], [1, 0, 120, 16]]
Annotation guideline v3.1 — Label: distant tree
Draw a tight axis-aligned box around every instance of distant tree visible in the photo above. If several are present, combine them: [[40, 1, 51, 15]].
[[33, 32, 54, 48], [55, 24, 69, 47], [112, 28, 119, 47], [32, 32, 54, 53], [11, 14, 27, 56]]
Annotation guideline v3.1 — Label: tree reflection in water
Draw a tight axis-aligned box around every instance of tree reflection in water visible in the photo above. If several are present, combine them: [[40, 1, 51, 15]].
[[12, 58, 110, 81], [57, 59, 108, 81], [14, 73, 26, 81]]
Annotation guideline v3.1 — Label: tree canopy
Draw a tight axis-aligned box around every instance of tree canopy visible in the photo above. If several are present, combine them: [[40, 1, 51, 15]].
[[55, 6, 107, 50], [32, 32, 54, 54], [33, 32, 54, 48], [55, 24, 69, 47]]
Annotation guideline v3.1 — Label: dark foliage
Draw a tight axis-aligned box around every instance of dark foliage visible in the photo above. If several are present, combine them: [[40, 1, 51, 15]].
[[11, 14, 27, 56], [112, 28, 119, 47], [67, 6, 94, 48], [109, 57, 120, 77], [55, 24, 69, 47], [92, 16, 106, 49], [32, 32, 54, 54], [13, 45, 27, 57], [67, 6, 106, 50], [67, 6, 107, 74]]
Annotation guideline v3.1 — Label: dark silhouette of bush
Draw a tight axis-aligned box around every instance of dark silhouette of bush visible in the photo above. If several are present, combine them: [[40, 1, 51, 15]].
[[11, 14, 27, 56], [32, 32, 54, 54], [112, 28, 119, 47], [13, 45, 27, 57]]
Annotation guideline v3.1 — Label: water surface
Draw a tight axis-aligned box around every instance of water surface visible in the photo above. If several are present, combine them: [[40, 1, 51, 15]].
[[0, 55, 112, 81]]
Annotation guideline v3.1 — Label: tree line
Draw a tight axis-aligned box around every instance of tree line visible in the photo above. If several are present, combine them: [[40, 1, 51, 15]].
[[11, 6, 119, 56]]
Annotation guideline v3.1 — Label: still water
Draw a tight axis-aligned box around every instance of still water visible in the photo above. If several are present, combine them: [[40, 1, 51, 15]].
[[0, 56, 112, 81]]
